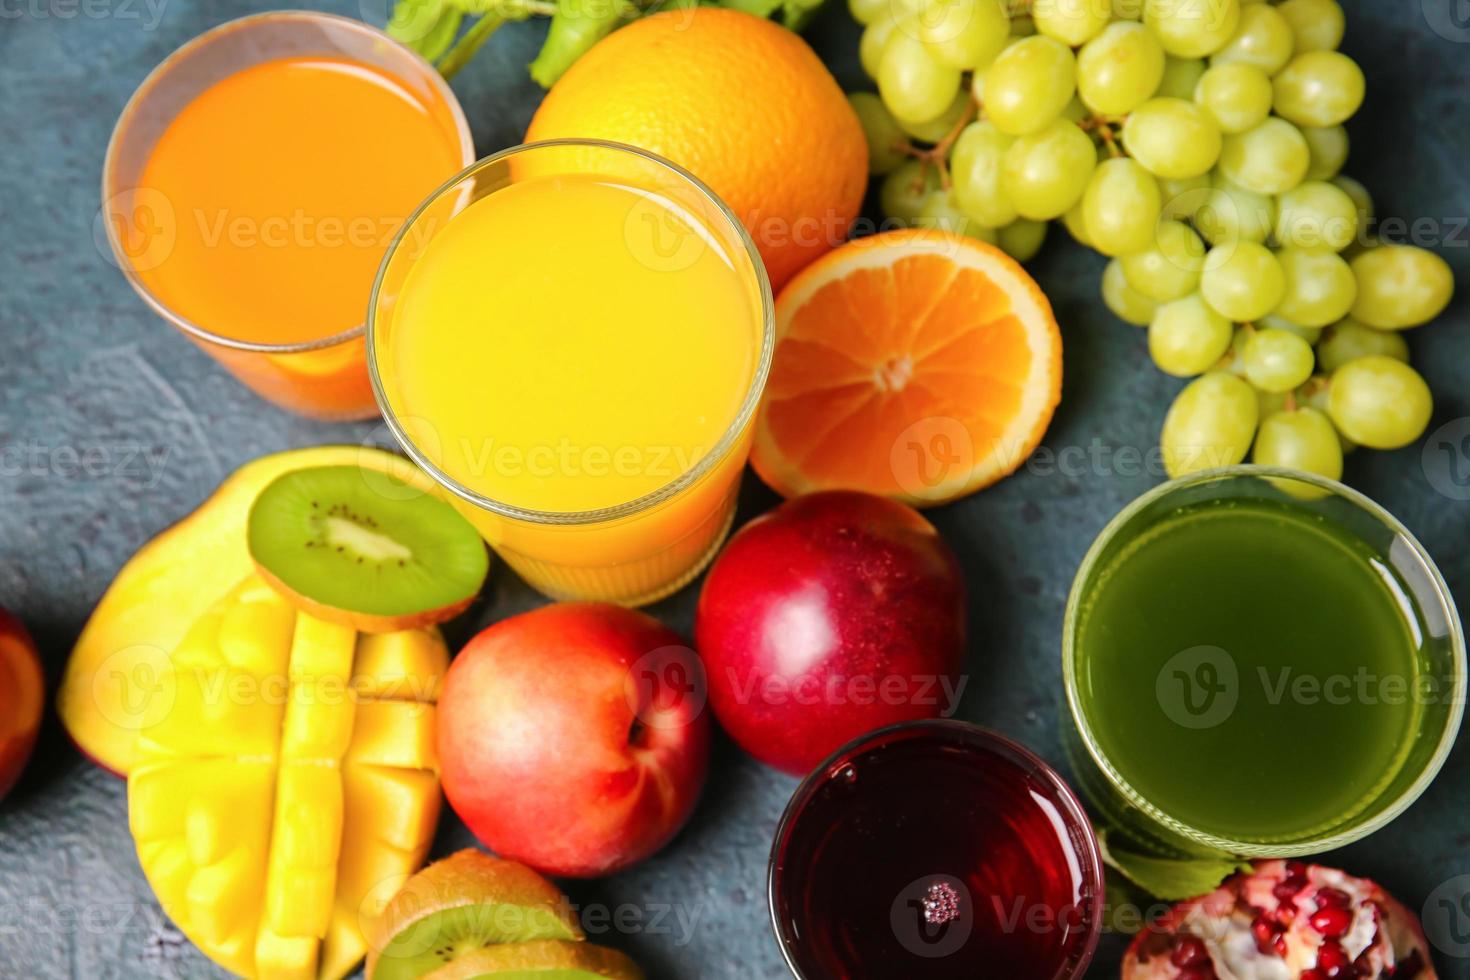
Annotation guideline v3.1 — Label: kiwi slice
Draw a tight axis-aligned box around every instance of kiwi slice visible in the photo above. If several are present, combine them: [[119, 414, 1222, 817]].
[[365, 851, 584, 980], [421, 941, 644, 980], [248, 466, 488, 634]]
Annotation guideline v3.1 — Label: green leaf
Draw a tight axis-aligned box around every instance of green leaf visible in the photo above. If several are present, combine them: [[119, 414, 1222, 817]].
[[437, 14, 506, 80], [389, 0, 464, 62], [718, 0, 782, 16], [529, 0, 632, 87], [778, 0, 824, 30], [1098, 830, 1253, 902]]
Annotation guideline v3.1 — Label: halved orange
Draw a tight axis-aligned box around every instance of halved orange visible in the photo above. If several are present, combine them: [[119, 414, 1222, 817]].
[[751, 228, 1063, 506]]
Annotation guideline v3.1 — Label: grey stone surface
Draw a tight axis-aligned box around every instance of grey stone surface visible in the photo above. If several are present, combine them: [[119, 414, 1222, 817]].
[[1, 2, 1468, 977]]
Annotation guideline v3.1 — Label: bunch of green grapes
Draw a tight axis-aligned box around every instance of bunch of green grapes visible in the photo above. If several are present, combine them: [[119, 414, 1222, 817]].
[[848, 0, 1454, 481]]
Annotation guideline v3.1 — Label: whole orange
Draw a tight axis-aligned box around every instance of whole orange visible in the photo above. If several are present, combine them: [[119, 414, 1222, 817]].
[[526, 9, 868, 289]]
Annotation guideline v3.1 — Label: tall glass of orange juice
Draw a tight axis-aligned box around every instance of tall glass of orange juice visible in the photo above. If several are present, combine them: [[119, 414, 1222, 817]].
[[101, 12, 473, 419], [369, 140, 774, 605]]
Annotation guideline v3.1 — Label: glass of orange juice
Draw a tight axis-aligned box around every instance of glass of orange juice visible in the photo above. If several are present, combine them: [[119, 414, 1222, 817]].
[[369, 140, 774, 605], [101, 11, 473, 420]]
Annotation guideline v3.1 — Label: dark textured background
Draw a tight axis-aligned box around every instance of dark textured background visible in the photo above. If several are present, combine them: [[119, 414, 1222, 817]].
[[2, 1, 1468, 976]]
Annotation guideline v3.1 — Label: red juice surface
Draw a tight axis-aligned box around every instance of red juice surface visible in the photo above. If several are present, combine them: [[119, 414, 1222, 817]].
[[771, 723, 1101, 979]]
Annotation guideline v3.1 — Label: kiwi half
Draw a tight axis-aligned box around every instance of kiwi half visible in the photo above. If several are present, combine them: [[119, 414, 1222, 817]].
[[365, 851, 585, 980], [248, 466, 489, 634], [422, 940, 645, 980]]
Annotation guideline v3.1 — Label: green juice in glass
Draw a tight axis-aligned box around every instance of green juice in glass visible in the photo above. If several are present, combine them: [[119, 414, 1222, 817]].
[[1066, 470, 1463, 853]]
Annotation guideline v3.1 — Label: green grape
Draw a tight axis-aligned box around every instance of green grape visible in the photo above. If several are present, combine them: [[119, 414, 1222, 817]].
[[1001, 118, 1097, 220], [1328, 356, 1433, 449], [915, 188, 999, 242], [1199, 240, 1285, 322], [1144, 0, 1241, 57], [1275, 246, 1356, 327], [1102, 257, 1158, 325], [1298, 375, 1355, 452], [860, 17, 900, 81], [1316, 318, 1410, 373], [1302, 125, 1349, 181], [849, 92, 911, 176], [1121, 98, 1222, 179], [1112, 0, 1143, 18], [899, 90, 972, 142], [919, 0, 1011, 70], [1193, 63, 1272, 134], [1149, 293, 1234, 376], [1077, 21, 1166, 116], [1160, 371, 1260, 478], [1217, 117, 1309, 195], [1156, 56, 1206, 99], [1157, 173, 1210, 220], [1242, 327, 1315, 392], [1331, 174, 1374, 227], [879, 30, 964, 124], [1064, 201, 1094, 246], [1274, 180, 1358, 251], [880, 159, 940, 221], [997, 218, 1048, 261], [849, 0, 890, 26], [1193, 174, 1275, 244], [950, 121, 1019, 227], [1272, 51, 1365, 128], [1349, 245, 1455, 330], [982, 36, 1078, 135], [1276, 0, 1345, 53], [1081, 157, 1164, 257], [1252, 407, 1343, 482], [1122, 220, 1206, 301], [1256, 312, 1322, 345], [1033, 0, 1111, 47], [1208, 3, 1293, 75]]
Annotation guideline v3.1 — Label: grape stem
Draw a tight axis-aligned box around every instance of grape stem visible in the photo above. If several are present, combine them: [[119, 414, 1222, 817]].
[[903, 96, 980, 191], [1080, 115, 1126, 159]]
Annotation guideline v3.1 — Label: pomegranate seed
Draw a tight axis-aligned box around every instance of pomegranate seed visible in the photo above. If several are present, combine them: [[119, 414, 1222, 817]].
[[1251, 916, 1282, 955], [1285, 860, 1309, 878], [1316, 887, 1352, 909], [1275, 875, 1309, 901], [1170, 935, 1210, 967], [1274, 900, 1298, 925], [1310, 905, 1354, 938], [1178, 966, 1217, 980], [1317, 941, 1351, 977]]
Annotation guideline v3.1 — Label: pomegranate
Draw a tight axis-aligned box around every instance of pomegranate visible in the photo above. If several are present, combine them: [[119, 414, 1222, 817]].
[[1123, 861, 1438, 980]]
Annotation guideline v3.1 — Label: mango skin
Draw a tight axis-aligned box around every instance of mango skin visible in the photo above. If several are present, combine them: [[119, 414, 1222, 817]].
[[59, 445, 437, 776], [128, 577, 448, 980]]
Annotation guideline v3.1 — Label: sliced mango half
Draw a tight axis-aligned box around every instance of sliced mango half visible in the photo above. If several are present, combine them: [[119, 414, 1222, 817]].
[[127, 576, 449, 980]]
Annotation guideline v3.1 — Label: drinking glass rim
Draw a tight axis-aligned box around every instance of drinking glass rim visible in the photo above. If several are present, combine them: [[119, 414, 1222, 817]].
[[365, 137, 777, 528], [99, 8, 476, 355], [1061, 464, 1468, 857], [766, 718, 1105, 980]]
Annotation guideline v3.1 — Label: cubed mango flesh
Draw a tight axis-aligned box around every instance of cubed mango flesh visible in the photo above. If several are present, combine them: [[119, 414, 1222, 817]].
[[127, 577, 448, 980]]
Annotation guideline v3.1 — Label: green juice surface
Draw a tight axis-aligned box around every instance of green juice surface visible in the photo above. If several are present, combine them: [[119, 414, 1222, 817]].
[[1075, 498, 1424, 842]]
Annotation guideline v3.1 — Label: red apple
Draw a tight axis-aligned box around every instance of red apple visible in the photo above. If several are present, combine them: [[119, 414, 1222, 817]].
[[0, 607, 43, 800], [696, 491, 967, 776], [438, 602, 709, 878]]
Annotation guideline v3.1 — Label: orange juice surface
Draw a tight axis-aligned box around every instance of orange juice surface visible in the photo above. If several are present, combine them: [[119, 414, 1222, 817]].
[[135, 56, 464, 345], [382, 173, 761, 514]]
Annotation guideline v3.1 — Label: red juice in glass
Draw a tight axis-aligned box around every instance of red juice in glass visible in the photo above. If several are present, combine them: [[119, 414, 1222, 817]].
[[769, 721, 1103, 979]]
